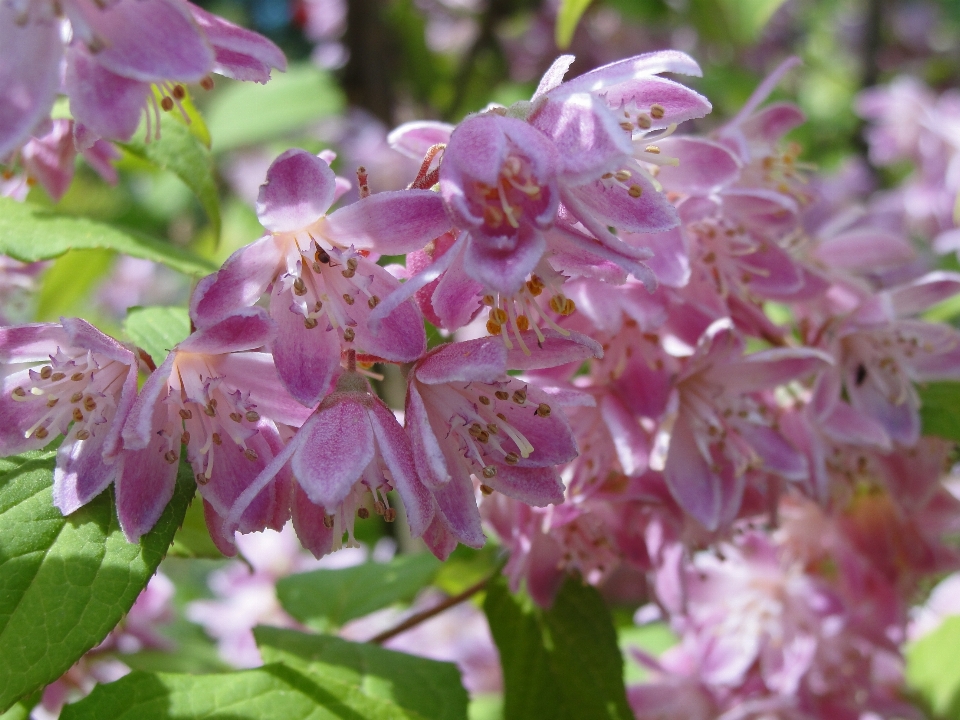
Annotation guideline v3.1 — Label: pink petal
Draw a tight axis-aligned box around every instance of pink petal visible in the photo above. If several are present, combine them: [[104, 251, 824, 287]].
[[627, 227, 689, 288], [463, 226, 547, 295], [654, 137, 741, 194], [487, 464, 564, 506], [416, 338, 507, 385], [431, 473, 485, 547], [269, 287, 341, 407], [121, 354, 175, 450], [66, 47, 149, 144], [291, 484, 335, 559], [532, 55, 575, 100], [177, 307, 276, 355], [216, 352, 314, 425], [531, 93, 633, 184], [848, 377, 920, 446], [555, 51, 703, 96], [20, 120, 76, 202], [324, 190, 451, 255], [0, 370, 62, 456], [564, 174, 679, 234], [369, 400, 433, 537], [69, 0, 213, 83], [186, 1, 286, 83], [738, 102, 806, 143], [256, 149, 336, 233], [504, 328, 603, 370], [348, 258, 427, 363], [387, 121, 454, 159], [430, 246, 484, 331], [888, 271, 960, 317], [814, 228, 915, 273], [0, 323, 67, 363], [422, 513, 461, 560], [203, 500, 238, 556], [600, 394, 649, 476], [708, 347, 832, 393], [51, 427, 118, 518], [292, 398, 375, 509], [0, 11, 61, 158], [405, 383, 451, 488], [190, 235, 281, 327]]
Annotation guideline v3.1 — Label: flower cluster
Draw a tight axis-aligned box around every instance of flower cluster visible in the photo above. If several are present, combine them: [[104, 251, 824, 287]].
[[3, 42, 960, 719]]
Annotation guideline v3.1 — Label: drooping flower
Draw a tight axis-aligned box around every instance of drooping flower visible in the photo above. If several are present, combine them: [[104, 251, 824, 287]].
[[191, 148, 447, 406], [406, 329, 600, 558], [0, 318, 139, 516], [118, 308, 310, 547]]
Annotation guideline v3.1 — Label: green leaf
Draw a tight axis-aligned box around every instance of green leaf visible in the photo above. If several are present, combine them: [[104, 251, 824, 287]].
[[919, 382, 960, 442], [166, 497, 224, 560], [484, 575, 633, 720], [555, 0, 593, 49], [716, 0, 788, 43], [206, 64, 344, 154], [276, 553, 441, 631], [256, 626, 469, 720], [121, 105, 220, 238], [907, 616, 960, 718], [0, 198, 216, 277], [35, 249, 115, 322], [123, 306, 191, 366], [0, 449, 194, 712]]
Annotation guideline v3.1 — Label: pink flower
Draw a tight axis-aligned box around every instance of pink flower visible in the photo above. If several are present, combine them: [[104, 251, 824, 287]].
[[118, 309, 310, 547], [0, 318, 139, 516], [191, 148, 446, 406], [406, 330, 599, 558], [226, 366, 433, 559]]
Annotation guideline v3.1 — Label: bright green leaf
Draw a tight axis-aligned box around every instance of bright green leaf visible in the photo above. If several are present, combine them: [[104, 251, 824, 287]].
[[121, 108, 220, 238], [62, 663, 422, 720], [717, 0, 788, 44], [206, 64, 344, 154], [256, 626, 469, 720], [918, 382, 960, 442], [123, 306, 191, 366], [555, 0, 593, 49], [35, 249, 115, 322], [276, 553, 441, 631], [0, 449, 194, 712], [484, 575, 633, 720], [907, 616, 960, 718], [618, 623, 676, 684], [0, 198, 216, 277]]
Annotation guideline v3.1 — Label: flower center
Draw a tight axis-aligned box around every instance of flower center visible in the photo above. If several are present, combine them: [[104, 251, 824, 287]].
[[482, 265, 574, 354], [474, 153, 544, 231]]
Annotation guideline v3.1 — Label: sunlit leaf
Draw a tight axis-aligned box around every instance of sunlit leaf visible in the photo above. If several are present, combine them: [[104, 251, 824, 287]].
[[0, 198, 216, 277], [123, 306, 191, 366], [556, 0, 593, 49], [0, 449, 194, 711], [256, 627, 469, 720], [35, 249, 114, 322], [907, 616, 960, 718], [918, 382, 960, 442]]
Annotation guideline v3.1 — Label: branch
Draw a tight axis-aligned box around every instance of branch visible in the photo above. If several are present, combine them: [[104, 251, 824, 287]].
[[368, 575, 492, 645]]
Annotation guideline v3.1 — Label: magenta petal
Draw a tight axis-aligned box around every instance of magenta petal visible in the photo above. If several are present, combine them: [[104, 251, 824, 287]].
[[203, 500, 238, 556], [664, 415, 727, 531], [21, 120, 77, 202], [269, 288, 341, 407], [708, 347, 832, 394], [565, 175, 679, 234], [114, 411, 180, 542], [406, 383, 451, 488], [654, 137, 741, 194], [431, 248, 484, 331], [293, 399, 375, 509], [735, 423, 806, 481], [70, 0, 213, 83], [0, 370, 61, 456], [422, 513, 461, 561], [387, 121, 454, 159], [324, 190, 451, 255], [888, 271, 960, 317], [186, 1, 286, 83], [531, 93, 633, 184], [177, 307, 276, 355], [66, 48, 149, 144], [592, 76, 711, 129], [628, 227, 689, 288], [256, 149, 336, 232], [291, 484, 335, 559], [600, 394, 649, 476], [739, 102, 806, 144], [505, 328, 603, 370], [431, 473, 485, 547], [495, 385, 578, 467], [369, 400, 433, 537], [463, 226, 547, 295], [821, 401, 891, 449], [121, 355, 175, 450], [416, 338, 507, 385], [0, 323, 66, 363], [190, 235, 280, 327], [488, 464, 564, 506], [53, 429, 116, 514], [555, 51, 703, 96], [217, 352, 314, 426], [814, 228, 915, 273], [0, 11, 61, 158]]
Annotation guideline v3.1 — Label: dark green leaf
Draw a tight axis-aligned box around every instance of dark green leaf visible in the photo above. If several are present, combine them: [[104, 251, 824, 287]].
[[919, 382, 960, 442], [206, 64, 343, 154], [256, 626, 469, 720], [907, 616, 960, 718], [484, 575, 633, 720], [0, 198, 216, 277], [123, 306, 191, 366], [0, 449, 194, 711], [555, 0, 593, 49], [276, 553, 441, 631], [121, 107, 220, 238]]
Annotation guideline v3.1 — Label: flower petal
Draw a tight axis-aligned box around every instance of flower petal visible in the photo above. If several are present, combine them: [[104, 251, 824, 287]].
[[323, 190, 451, 255], [256, 149, 336, 233], [186, 1, 286, 83], [190, 235, 281, 327], [387, 120, 454, 159], [66, 47, 149, 144]]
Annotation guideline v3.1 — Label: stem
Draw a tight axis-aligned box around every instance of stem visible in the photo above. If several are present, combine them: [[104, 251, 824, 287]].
[[369, 575, 491, 645]]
